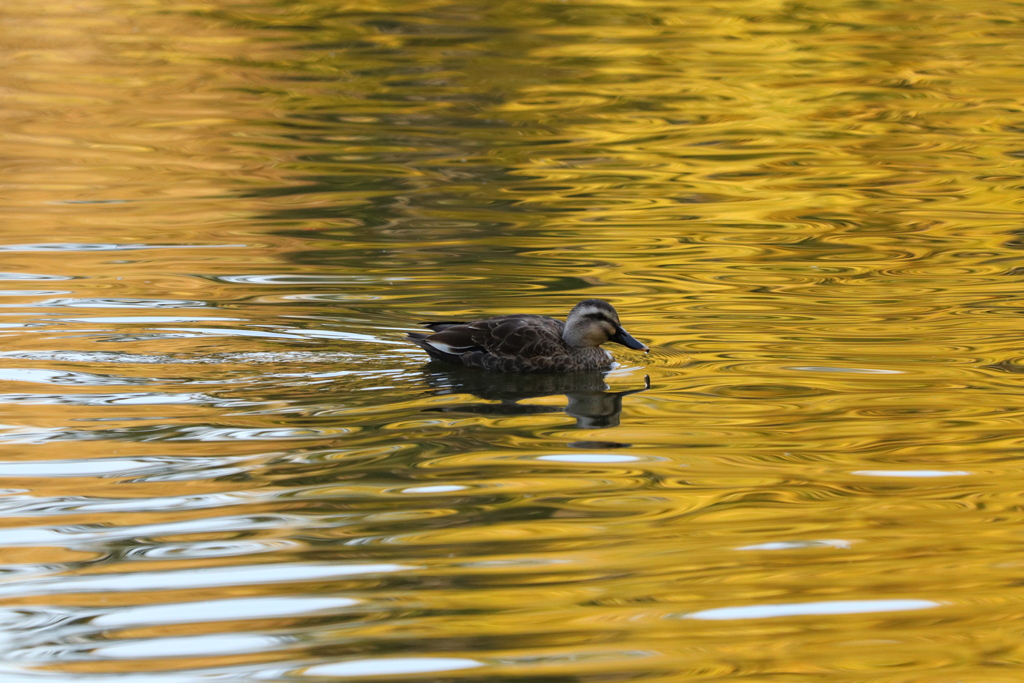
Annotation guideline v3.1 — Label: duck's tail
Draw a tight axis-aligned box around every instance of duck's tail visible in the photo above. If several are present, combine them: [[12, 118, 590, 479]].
[[406, 332, 467, 365], [419, 321, 466, 332]]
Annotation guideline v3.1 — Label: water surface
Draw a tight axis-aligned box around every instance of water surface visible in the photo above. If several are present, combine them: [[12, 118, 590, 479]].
[[4, 0, 1024, 680]]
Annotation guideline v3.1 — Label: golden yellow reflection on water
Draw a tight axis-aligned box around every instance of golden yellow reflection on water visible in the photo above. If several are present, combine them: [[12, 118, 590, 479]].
[[3, 0, 1024, 680]]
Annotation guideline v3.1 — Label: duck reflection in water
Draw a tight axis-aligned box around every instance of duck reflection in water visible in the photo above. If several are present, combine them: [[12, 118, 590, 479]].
[[420, 367, 651, 429]]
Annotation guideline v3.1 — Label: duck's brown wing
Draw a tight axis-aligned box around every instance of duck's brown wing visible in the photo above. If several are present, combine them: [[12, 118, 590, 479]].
[[486, 316, 566, 359], [409, 315, 566, 367]]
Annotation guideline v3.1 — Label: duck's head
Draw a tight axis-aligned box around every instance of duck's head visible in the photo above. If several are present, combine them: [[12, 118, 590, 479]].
[[563, 299, 649, 353]]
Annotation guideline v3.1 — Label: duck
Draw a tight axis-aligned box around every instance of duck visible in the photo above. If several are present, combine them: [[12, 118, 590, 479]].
[[406, 299, 648, 373]]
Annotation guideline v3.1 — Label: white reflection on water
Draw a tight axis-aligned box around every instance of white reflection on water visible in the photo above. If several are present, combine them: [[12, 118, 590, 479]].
[[93, 597, 361, 628], [0, 563, 416, 598], [683, 599, 940, 621], [0, 273, 75, 280], [0, 456, 244, 479], [538, 454, 640, 463], [303, 657, 484, 677], [736, 539, 853, 551], [401, 484, 468, 493], [0, 369, 149, 386], [96, 634, 287, 659], [0, 243, 245, 252], [787, 366, 905, 374], [853, 470, 972, 478], [47, 316, 239, 324]]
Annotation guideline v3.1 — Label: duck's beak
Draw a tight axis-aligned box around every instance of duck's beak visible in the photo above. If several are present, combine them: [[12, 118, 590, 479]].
[[610, 325, 649, 353]]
